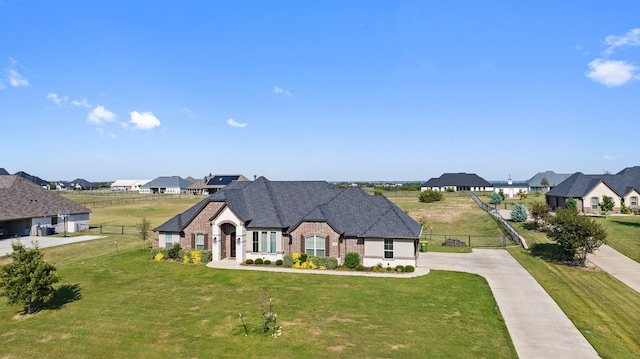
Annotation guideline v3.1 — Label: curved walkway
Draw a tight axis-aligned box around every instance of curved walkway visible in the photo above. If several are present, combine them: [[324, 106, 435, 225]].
[[420, 249, 599, 359], [588, 245, 640, 293]]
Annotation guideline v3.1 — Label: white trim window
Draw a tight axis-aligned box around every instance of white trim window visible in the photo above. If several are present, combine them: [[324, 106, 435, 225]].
[[261, 231, 268, 253], [305, 235, 325, 256], [165, 232, 173, 248], [196, 233, 205, 250], [631, 196, 638, 206], [252, 232, 259, 253], [384, 239, 394, 259], [591, 197, 599, 210], [270, 231, 277, 253]]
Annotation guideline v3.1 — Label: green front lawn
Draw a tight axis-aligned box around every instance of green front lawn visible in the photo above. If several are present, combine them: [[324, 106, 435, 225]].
[[0, 246, 516, 358]]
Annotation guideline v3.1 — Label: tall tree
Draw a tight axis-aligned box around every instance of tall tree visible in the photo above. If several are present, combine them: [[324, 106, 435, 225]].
[[489, 192, 503, 205], [540, 177, 550, 187], [546, 208, 606, 266], [138, 217, 152, 245], [0, 241, 60, 314], [599, 195, 615, 215], [566, 197, 578, 212]]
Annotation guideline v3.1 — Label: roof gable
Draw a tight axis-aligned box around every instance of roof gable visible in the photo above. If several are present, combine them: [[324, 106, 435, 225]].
[[423, 173, 492, 187]]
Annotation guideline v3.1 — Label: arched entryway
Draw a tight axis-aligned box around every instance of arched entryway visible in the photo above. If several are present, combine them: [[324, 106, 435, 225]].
[[220, 223, 236, 259]]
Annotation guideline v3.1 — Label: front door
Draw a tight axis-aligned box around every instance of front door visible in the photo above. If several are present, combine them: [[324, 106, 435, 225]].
[[230, 231, 236, 257]]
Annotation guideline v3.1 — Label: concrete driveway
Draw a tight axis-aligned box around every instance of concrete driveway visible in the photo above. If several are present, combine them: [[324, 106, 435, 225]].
[[588, 244, 640, 293], [0, 235, 104, 257], [420, 249, 599, 359]]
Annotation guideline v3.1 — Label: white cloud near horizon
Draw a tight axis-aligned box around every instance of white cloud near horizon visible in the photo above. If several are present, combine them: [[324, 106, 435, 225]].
[[586, 59, 638, 87], [3, 58, 29, 88], [88, 105, 116, 124], [71, 98, 91, 108], [273, 86, 292, 96], [587, 28, 640, 87], [129, 111, 161, 130], [227, 118, 247, 128]]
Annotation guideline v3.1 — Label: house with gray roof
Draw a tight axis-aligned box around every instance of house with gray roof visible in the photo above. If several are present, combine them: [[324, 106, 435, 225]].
[[546, 166, 640, 214], [140, 176, 193, 194], [187, 174, 250, 195], [154, 177, 422, 267], [421, 173, 492, 192], [527, 171, 572, 193], [0, 175, 91, 237]]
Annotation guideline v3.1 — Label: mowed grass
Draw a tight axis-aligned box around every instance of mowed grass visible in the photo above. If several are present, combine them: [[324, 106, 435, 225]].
[[388, 192, 504, 252], [591, 216, 640, 263], [0, 195, 517, 358], [508, 222, 640, 358]]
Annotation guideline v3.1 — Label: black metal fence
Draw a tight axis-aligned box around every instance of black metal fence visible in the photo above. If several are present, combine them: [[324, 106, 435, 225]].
[[98, 225, 139, 235], [421, 233, 508, 248], [470, 193, 528, 249]]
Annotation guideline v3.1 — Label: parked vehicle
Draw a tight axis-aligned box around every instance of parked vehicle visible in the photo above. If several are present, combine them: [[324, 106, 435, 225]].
[[0, 227, 9, 238]]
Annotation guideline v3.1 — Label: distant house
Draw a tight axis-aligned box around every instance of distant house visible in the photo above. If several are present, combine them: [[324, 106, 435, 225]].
[[154, 177, 422, 267], [140, 176, 192, 194], [187, 174, 250, 195], [110, 179, 151, 191], [491, 175, 529, 198], [421, 173, 493, 192], [546, 166, 640, 214], [0, 175, 91, 236], [527, 171, 572, 193]]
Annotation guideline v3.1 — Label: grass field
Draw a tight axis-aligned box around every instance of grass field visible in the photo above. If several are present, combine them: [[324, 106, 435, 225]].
[[591, 215, 640, 262], [508, 221, 640, 358], [0, 195, 517, 358]]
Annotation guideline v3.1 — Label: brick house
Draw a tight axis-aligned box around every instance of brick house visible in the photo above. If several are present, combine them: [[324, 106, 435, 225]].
[[154, 177, 422, 267]]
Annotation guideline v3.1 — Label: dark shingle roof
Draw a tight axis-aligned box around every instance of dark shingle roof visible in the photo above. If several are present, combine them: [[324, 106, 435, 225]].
[[0, 175, 91, 221], [422, 173, 492, 187], [155, 177, 421, 239], [547, 167, 640, 198], [526, 171, 572, 187]]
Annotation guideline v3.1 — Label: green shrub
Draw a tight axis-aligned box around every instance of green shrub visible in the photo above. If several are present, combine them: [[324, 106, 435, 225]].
[[245, 259, 254, 265], [264, 259, 271, 265], [510, 203, 528, 223], [151, 248, 168, 260], [344, 252, 360, 269], [445, 187, 455, 192], [386, 266, 393, 272], [395, 265, 405, 273], [282, 255, 293, 268], [299, 253, 308, 263], [167, 243, 181, 259], [310, 256, 339, 270], [254, 258, 264, 265], [373, 188, 384, 196], [200, 250, 212, 263], [371, 266, 379, 272], [489, 192, 503, 205], [275, 259, 283, 266], [355, 264, 365, 271], [419, 189, 444, 203], [404, 265, 415, 273]]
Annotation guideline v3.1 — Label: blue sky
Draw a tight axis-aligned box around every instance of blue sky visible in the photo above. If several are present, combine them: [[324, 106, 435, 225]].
[[1, 1, 639, 182]]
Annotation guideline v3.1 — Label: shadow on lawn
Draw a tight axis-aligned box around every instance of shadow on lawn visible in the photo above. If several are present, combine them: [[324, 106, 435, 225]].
[[529, 243, 564, 262], [608, 219, 640, 228], [41, 283, 82, 310]]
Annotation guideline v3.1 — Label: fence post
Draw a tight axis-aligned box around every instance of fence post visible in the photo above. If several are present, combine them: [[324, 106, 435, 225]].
[[468, 235, 471, 247], [121, 226, 124, 235], [100, 225, 103, 234]]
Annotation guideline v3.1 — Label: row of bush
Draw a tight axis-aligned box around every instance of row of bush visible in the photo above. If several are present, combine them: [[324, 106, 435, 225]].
[[151, 244, 212, 264], [245, 258, 283, 266]]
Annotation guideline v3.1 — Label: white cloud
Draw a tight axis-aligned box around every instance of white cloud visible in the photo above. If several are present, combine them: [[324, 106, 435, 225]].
[[602, 154, 613, 160], [8, 69, 29, 87], [88, 105, 117, 124], [227, 118, 248, 128], [273, 86, 292, 96], [603, 28, 640, 56], [129, 111, 160, 130], [71, 98, 91, 108], [46, 93, 68, 105], [586, 59, 638, 87]]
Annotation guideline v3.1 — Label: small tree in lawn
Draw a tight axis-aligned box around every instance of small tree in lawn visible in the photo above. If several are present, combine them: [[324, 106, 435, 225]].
[[546, 208, 606, 266], [138, 217, 152, 247], [510, 203, 528, 222], [0, 241, 60, 314], [529, 202, 551, 230], [489, 192, 503, 206], [599, 195, 615, 216], [566, 197, 578, 212], [540, 177, 550, 188]]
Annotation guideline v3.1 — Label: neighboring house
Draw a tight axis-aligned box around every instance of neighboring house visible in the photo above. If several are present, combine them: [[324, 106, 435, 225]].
[[0, 175, 91, 236], [546, 166, 640, 214], [154, 177, 422, 267], [421, 173, 493, 192], [140, 176, 193, 194], [492, 175, 529, 198], [187, 174, 250, 195], [110, 179, 151, 191], [527, 171, 572, 193]]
